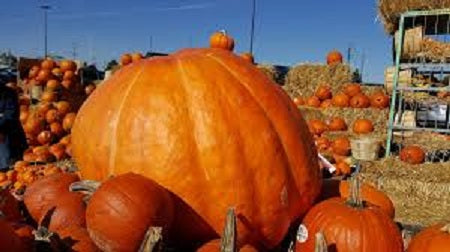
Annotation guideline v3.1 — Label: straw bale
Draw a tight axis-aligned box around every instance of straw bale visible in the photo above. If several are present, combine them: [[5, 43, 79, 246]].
[[283, 63, 352, 99], [257, 64, 285, 85], [360, 157, 450, 226], [378, 0, 450, 34]]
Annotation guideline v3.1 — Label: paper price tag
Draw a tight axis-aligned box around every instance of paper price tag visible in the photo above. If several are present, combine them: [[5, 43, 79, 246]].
[[296, 224, 308, 243]]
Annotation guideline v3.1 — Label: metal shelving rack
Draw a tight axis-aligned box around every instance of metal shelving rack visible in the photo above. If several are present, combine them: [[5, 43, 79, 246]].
[[386, 9, 450, 157]]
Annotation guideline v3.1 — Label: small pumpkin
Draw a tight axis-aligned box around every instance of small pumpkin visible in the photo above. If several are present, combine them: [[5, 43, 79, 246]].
[[370, 91, 390, 109], [46, 79, 61, 90], [308, 119, 328, 136], [343, 83, 361, 97], [293, 97, 305, 106], [306, 96, 321, 107], [315, 85, 332, 101], [120, 53, 132, 66], [41, 59, 56, 70], [29, 66, 40, 79], [326, 50, 343, 65], [349, 93, 370, 108], [131, 52, 143, 62], [339, 180, 395, 218], [315, 137, 331, 153], [407, 223, 450, 252], [36, 69, 52, 82], [50, 122, 65, 137], [49, 144, 67, 161], [85, 173, 174, 252], [210, 30, 235, 51], [296, 177, 403, 252], [60, 60, 77, 72], [63, 70, 75, 81], [51, 68, 63, 77], [331, 137, 351, 156], [37, 130, 53, 145], [61, 80, 73, 89], [331, 93, 350, 107], [62, 113, 77, 132], [41, 90, 58, 103], [23, 173, 86, 232], [197, 239, 258, 252], [353, 119, 374, 134], [55, 101, 72, 118], [400, 145, 425, 165], [240, 52, 254, 64], [57, 225, 100, 252], [46, 109, 60, 124], [327, 117, 347, 131]]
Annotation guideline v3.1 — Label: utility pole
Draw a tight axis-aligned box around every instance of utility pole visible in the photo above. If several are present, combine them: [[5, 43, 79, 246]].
[[39, 4, 51, 58], [249, 0, 256, 54]]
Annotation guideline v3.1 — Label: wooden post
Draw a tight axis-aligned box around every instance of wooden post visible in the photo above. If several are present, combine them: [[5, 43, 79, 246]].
[[220, 208, 237, 252]]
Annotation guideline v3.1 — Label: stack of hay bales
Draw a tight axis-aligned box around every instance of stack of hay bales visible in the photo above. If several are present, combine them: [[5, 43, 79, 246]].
[[283, 63, 352, 99], [257, 64, 287, 85], [378, 0, 450, 34]]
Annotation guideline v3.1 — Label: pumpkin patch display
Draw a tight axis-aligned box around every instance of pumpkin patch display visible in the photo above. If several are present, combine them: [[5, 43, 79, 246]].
[[72, 48, 322, 249]]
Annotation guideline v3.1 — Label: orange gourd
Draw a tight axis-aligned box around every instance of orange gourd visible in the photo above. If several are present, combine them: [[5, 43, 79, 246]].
[[353, 119, 374, 134], [331, 93, 350, 107], [72, 48, 321, 249], [400, 145, 425, 165], [326, 50, 343, 65], [210, 30, 235, 51]]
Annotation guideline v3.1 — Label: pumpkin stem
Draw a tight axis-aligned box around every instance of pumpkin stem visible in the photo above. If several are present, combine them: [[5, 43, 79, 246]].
[[347, 174, 364, 208], [314, 232, 328, 252], [33, 226, 54, 242], [221, 207, 237, 252], [220, 29, 227, 35], [138, 226, 163, 252], [441, 224, 450, 233], [69, 180, 101, 202]]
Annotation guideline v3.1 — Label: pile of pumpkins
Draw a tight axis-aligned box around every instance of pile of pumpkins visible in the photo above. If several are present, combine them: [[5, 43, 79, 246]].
[[0, 58, 96, 192], [294, 83, 391, 110]]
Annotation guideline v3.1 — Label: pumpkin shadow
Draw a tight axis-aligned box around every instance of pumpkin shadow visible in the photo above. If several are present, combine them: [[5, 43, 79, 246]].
[[168, 192, 218, 251]]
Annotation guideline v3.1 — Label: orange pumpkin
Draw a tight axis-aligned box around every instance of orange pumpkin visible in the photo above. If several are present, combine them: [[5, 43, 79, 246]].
[[339, 180, 395, 218], [72, 48, 322, 249], [36, 69, 52, 82], [86, 173, 174, 251], [59, 135, 71, 146], [320, 99, 332, 108], [41, 59, 56, 70], [209, 30, 235, 51], [51, 67, 63, 77], [63, 113, 77, 132], [240, 52, 255, 64], [37, 130, 53, 145], [23, 173, 86, 232], [335, 161, 351, 176], [328, 117, 347, 131], [315, 137, 331, 152], [370, 91, 390, 109], [63, 70, 75, 81], [49, 144, 67, 161], [55, 101, 71, 118], [36, 102, 53, 118], [45, 109, 59, 124], [24, 114, 45, 135], [120, 54, 133, 66], [400, 146, 425, 165], [306, 96, 321, 107], [331, 137, 351, 156], [60, 60, 77, 72], [296, 178, 403, 252], [308, 119, 328, 136], [353, 119, 374, 134], [326, 50, 343, 65], [293, 97, 305, 106], [46, 79, 61, 90], [343, 83, 362, 97], [331, 92, 350, 107], [29, 66, 40, 79], [41, 90, 58, 103], [349, 93, 371, 108], [131, 52, 144, 62], [315, 85, 332, 101], [61, 79, 73, 89], [50, 122, 65, 137], [407, 223, 450, 252]]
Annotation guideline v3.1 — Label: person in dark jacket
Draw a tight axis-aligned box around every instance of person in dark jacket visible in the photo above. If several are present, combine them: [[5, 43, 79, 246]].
[[0, 81, 27, 171]]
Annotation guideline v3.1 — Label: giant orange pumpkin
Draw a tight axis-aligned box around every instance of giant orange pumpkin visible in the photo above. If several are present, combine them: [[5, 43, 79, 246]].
[[210, 31, 235, 51], [326, 50, 343, 65], [407, 223, 450, 252], [86, 173, 174, 251], [72, 48, 322, 249], [296, 178, 403, 252]]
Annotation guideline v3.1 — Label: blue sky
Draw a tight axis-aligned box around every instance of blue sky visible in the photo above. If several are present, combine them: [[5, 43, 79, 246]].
[[0, 0, 392, 83]]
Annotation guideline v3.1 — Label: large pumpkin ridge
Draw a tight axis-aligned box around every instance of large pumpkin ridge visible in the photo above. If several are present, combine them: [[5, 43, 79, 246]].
[[72, 48, 321, 248]]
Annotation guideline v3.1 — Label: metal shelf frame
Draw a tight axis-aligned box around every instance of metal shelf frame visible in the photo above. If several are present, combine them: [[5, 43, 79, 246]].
[[386, 9, 450, 157]]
